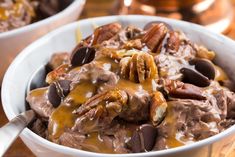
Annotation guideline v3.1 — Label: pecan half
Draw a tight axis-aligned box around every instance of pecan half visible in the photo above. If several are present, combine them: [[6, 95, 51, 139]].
[[120, 52, 158, 83], [92, 22, 122, 45], [163, 79, 206, 100], [150, 91, 168, 126], [73, 23, 122, 49], [46, 64, 70, 84], [166, 31, 180, 53], [142, 23, 168, 53], [72, 90, 128, 133]]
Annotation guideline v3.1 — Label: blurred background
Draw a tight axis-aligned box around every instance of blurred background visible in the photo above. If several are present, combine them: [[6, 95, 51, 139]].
[[81, 0, 235, 37], [2, 0, 235, 156]]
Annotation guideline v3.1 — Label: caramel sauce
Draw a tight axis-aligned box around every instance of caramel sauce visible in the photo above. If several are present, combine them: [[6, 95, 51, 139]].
[[166, 136, 184, 148], [0, 7, 9, 20], [49, 81, 97, 139], [29, 87, 48, 97], [65, 82, 97, 106], [164, 102, 194, 148], [214, 65, 228, 81], [49, 104, 77, 140], [76, 27, 82, 43], [116, 78, 157, 93], [82, 132, 115, 153], [95, 56, 119, 73]]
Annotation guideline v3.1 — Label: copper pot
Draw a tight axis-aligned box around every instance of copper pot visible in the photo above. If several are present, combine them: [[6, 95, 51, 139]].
[[114, 0, 233, 33]]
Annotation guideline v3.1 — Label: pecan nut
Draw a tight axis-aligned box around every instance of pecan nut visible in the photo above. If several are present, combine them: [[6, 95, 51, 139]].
[[120, 52, 158, 83], [92, 22, 122, 45], [163, 79, 206, 100], [74, 23, 122, 49], [72, 90, 128, 133], [150, 91, 168, 126], [46, 64, 70, 84], [142, 23, 168, 53], [166, 31, 180, 53]]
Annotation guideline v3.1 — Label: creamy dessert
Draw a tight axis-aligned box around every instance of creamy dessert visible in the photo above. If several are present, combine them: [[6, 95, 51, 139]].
[[0, 0, 73, 32], [27, 22, 235, 153]]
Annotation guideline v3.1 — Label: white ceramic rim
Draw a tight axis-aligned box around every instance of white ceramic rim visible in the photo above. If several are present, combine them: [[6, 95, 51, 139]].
[[2, 15, 235, 156], [0, 0, 85, 38]]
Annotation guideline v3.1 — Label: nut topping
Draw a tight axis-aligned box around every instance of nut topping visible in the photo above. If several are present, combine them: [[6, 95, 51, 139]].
[[92, 22, 122, 45], [120, 52, 158, 83], [142, 23, 168, 53], [166, 31, 180, 53], [163, 79, 206, 100], [150, 91, 168, 126], [72, 90, 128, 133], [46, 64, 70, 84], [143, 21, 173, 31]]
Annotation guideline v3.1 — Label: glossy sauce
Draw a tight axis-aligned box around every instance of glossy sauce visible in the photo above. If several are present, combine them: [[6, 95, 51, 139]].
[[65, 82, 97, 105], [95, 56, 119, 73], [47, 46, 160, 151], [49, 81, 97, 139], [49, 104, 77, 140], [116, 78, 157, 93], [164, 102, 194, 148], [82, 132, 115, 153], [214, 65, 228, 81]]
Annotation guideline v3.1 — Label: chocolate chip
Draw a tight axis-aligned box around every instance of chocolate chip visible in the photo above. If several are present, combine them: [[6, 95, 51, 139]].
[[139, 124, 157, 151], [144, 21, 173, 31], [48, 83, 61, 107], [128, 124, 157, 153], [58, 80, 71, 96], [71, 46, 96, 67], [189, 59, 215, 80], [180, 68, 210, 87], [129, 131, 142, 153], [48, 80, 71, 107]]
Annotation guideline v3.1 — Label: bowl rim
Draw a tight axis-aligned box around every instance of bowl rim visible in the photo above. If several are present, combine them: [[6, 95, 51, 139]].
[[2, 15, 235, 156], [0, 0, 85, 38]]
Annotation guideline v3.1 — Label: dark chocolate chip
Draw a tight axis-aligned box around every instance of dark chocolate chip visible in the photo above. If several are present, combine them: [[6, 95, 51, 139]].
[[139, 124, 157, 151], [144, 21, 173, 31], [129, 131, 142, 153], [180, 68, 210, 87], [58, 80, 71, 96], [189, 59, 215, 80], [129, 124, 157, 153], [70, 46, 96, 67], [48, 83, 61, 107], [48, 80, 71, 107]]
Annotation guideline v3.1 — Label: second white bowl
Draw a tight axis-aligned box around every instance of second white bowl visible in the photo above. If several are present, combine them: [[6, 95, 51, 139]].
[[0, 0, 86, 83]]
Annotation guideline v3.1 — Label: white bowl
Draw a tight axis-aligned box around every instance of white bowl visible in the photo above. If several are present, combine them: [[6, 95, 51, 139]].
[[0, 0, 86, 83], [2, 15, 235, 157]]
